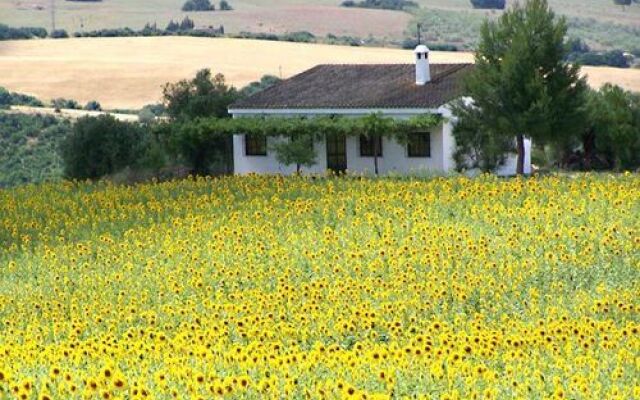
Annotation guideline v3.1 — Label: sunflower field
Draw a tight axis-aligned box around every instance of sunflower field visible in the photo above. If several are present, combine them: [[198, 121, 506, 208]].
[[0, 174, 638, 399]]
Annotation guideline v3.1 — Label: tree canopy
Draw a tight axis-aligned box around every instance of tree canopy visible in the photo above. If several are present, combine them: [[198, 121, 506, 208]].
[[162, 69, 239, 120], [587, 84, 640, 170], [182, 0, 215, 11], [454, 0, 588, 174], [60, 115, 148, 180]]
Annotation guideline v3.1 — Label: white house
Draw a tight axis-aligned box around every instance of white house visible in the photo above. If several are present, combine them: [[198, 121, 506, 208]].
[[228, 45, 531, 176]]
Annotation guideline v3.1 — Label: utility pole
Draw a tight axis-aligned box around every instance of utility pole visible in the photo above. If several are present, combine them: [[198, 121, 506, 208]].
[[417, 23, 422, 45], [50, 0, 56, 33]]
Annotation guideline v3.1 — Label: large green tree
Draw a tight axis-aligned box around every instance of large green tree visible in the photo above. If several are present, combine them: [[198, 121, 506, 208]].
[[456, 0, 588, 174], [162, 69, 238, 120], [162, 69, 239, 173], [60, 115, 147, 180], [588, 84, 640, 170]]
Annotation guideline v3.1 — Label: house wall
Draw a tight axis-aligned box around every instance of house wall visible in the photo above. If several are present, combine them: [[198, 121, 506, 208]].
[[230, 109, 532, 176], [496, 139, 532, 175], [233, 134, 328, 175], [343, 128, 445, 175], [232, 129, 446, 175]]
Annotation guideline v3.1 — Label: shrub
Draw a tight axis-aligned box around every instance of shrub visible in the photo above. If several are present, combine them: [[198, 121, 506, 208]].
[[180, 16, 195, 31], [141, 103, 166, 117], [138, 103, 166, 124], [166, 20, 180, 32], [219, 0, 233, 10], [52, 98, 80, 110], [84, 100, 102, 111], [235, 31, 280, 41], [138, 108, 157, 124], [470, 0, 506, 9], [238, 75, 282, 98], [565, 37, 630, 68], [60, 115, 148, 179], [570, 50, 630, 68], [50, 29, 69, 39], [282, 31, 316, 43], [182, 0, 215, 11], [401, 38, 458, 51], [0, 24, 47, 40]]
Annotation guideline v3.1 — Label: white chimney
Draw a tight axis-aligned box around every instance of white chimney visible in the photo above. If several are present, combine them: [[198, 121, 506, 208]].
[[414, 44, 430, 85]]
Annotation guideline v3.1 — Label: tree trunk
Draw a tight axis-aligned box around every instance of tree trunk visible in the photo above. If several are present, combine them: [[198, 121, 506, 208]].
[[373, 135, 379, 175], [582, 129, 595, 171], [516, 134, 525, 175], [296, 163, 301, 174]]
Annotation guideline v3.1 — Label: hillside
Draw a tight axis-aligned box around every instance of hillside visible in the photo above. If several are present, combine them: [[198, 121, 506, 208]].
[[0, 37, 638, 110], [0, 113, 70, 188], [2, 0, 639, 50], [411, 2, 640, 50]]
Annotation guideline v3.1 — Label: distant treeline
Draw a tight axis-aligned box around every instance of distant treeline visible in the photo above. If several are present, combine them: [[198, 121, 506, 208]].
[[340, 0, 418, 10], [181, 0, 232, 11], [71, 21, 370, 46], [565, 38, 635, 68], [0, 87, 44, 108], [1, 21, 637, 68], [0, 24, 47, 40], [1, 85, 103, 112]]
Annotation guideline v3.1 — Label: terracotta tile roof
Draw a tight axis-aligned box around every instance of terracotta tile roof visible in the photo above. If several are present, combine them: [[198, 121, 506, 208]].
[[230, 63, 473, 110]]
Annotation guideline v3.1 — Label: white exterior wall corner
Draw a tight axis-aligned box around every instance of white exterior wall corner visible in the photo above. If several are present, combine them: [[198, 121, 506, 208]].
[[495, 138, 532, 176], [437, 104, 459, 172]]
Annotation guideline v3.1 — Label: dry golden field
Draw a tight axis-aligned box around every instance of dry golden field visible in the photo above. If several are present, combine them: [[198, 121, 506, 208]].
[[0, 0, 410, 39], [0, 37, 638, 109], [2, 0, 638, 40]]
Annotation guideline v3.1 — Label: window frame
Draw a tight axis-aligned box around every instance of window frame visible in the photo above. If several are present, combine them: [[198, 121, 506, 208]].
[[245, 134, 267, 156], [359, 135, 383, 157], [407, 131, 431, 158]]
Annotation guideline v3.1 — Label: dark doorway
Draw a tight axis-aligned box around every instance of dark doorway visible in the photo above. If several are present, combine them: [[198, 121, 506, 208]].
[[326, 135, 347, 173]]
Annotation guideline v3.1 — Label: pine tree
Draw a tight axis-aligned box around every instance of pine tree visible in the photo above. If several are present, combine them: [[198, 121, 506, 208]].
[[456, 0, 588, 174]]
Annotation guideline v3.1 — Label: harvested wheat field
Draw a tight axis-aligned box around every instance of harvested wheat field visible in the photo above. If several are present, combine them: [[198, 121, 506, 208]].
[[0, 0, 408, 38], [0, 37, 638, 109]]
